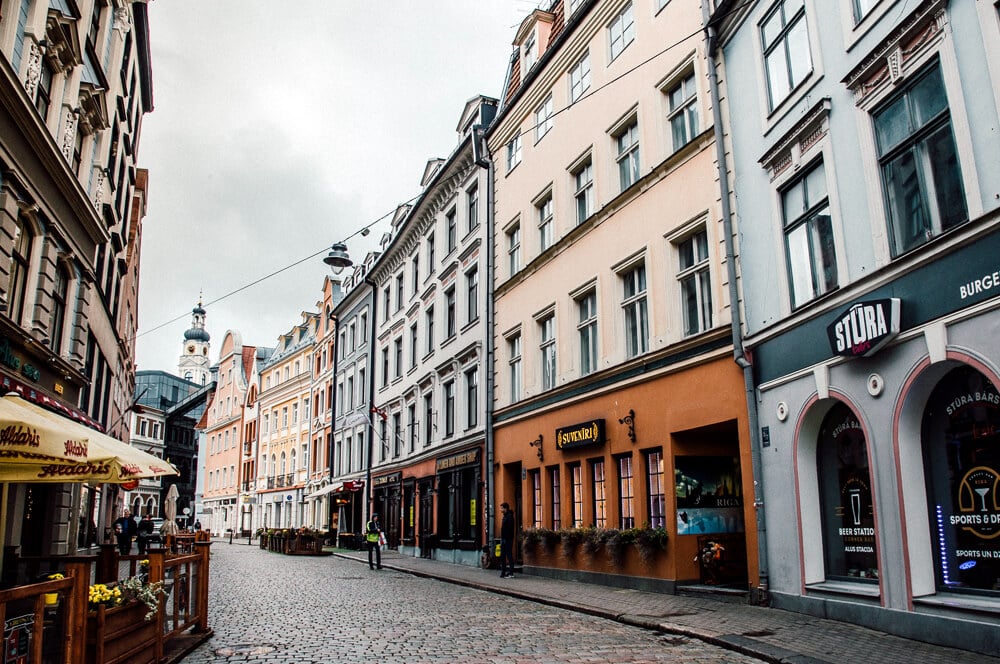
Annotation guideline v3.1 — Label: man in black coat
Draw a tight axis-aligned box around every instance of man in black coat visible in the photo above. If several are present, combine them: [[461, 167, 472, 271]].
[[112, 509, 137, 556], [499, 502, 516, 578]]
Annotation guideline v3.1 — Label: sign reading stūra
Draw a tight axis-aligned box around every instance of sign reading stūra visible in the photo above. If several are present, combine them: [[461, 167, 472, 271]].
[[555, 419, 605, 451], [826, 298, 901, 358]]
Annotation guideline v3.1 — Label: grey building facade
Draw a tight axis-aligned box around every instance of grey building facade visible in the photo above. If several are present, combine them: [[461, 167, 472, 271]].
[[712, 0, 1000, 653]]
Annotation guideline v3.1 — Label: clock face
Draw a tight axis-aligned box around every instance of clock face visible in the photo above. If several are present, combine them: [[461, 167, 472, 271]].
[[188, 345, 195, 353]]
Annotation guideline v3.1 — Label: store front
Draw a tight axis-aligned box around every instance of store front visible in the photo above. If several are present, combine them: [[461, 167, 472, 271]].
[[493, 352, 754, 593], [372, 472, 402, 549], [752, 234, 1000, 654], [433, 448, 483, 566]]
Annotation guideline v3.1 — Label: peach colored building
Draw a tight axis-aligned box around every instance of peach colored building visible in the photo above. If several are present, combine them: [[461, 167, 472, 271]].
[[201, 331, 258, 535], [486, 0, 756, 591]]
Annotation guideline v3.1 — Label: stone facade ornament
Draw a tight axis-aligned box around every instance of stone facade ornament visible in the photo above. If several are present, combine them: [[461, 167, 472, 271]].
[[61, 110, 79, 162], [114, 7, 132, 37], [92, 168, 105, 211], [24, 41, 43, 100]]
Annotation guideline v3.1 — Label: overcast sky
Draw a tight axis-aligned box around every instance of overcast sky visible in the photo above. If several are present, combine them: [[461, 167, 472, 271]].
[[135, 1, 530, 374]]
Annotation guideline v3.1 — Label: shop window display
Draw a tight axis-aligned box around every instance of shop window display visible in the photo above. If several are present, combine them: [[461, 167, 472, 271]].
[[923, 365, 1000, 594], [817, 402, 878, 581]]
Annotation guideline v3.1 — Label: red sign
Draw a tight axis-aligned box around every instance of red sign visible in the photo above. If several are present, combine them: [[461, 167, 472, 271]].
[[120, 479, 139, 490]]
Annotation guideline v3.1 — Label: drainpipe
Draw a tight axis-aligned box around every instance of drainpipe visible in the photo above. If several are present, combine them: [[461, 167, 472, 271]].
[[327, 313, 340, 531], [363, 278, 378, 527], [474, 126, 497, 554], [704, 4, 769, 602]]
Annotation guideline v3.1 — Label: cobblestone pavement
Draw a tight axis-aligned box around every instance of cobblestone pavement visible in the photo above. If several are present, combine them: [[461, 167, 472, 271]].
[[181, 543, 764, 664]]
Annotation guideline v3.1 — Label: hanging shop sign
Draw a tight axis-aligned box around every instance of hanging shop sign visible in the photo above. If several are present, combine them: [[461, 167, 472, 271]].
[[826, 298, 901, 358], [373, 472, 402, 488], [436, 449, 479, 472], [675, 456, 744, 535], [555, 419, 605, 451]]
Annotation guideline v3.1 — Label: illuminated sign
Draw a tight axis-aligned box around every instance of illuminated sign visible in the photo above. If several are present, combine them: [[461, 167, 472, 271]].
[[555, 419, 605, 451]]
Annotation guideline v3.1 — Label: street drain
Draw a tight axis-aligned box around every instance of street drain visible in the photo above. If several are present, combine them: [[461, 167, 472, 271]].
[[659, 636, 691, 646], [741, 630, 775, 637], [214, 644, 276, 656]]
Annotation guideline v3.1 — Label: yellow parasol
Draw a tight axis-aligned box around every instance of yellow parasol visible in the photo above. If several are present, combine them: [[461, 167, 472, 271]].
[[0, 393, 178, 483]]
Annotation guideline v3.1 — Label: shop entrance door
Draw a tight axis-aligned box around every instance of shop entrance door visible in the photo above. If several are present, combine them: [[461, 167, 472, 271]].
[[419, 480, 434, 558]]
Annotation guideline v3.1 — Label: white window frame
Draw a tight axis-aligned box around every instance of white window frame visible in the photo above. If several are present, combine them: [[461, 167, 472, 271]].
[[675, 227, 713, 336], [569, 52, 592, 103], [535, 94, 554, 142], [507, 134, 522, 172], [608, 2, 635, 62], [570, 155, 594, 225]]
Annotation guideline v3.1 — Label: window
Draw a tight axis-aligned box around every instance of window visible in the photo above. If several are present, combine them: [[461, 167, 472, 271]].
[[540, 314, 556, 391], [382, 287, 391, 321], [507, 223, 521, 275], [550, 467, 562, 529], [608, 2, 635, 61], [761, 0, 812, 110], [407, 403, 416, 452], [818, 402, 877, 581], [537, 195, 553, 252], [618, 455, 635, 529], [360, 313, 368, 342], [445, 287, 457, 338], [35, 60, 54, 120], [509, 333, 523, 401], [572, 158, 594, 224], [853, 0, 878, 23], [667, 71, 698, 151], [9, 215, 32, 324], [535, 95, 553, 142], [466, 266, 478, 324], [569, 0, 585, 15], [392, 412, 401, 457], [292, 402, 299, 425], [622, 263, 648, 357], [358, 368, 366, 406], [380, 418, 388, 461], [412, 255, 420, 294], [615, 120, 640, 191], [394, 337, 403, 378], [381, 347, 389, 387], [282, 407, 288, 428], [571, 464, 584, 528], [344, 377, 352, 411], [50, 265, 68, 354], [423, 392, 434, 446], [645, 450, 666, 528], [395, 273, 404, 310], [569, 52, 591, 103], [592, 460, 607, 528], [425, 306, 435, 355], [782, 159, 837, 308], [409, 323, 418, 369], [677, 230, 712, 336], [507, 134, 522, 172], [444, 380, 455, 437], [446, 209, 457, 253], [467, 184, 479, 232], [531, 470, 543, 528], [523, 30, 537, 71], [465, 367, 478, 428], [577, 290, 598, 375], [874, 63, 967, 257], [426, 233, 436, 275]]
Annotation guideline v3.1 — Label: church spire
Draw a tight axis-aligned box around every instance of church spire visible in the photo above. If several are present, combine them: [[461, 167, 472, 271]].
[[178, 294, 211, 385]]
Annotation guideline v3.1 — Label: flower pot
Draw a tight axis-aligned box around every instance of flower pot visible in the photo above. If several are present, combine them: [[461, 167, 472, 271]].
[[86, 602, 158, 664], [43, 592, 58, 606]]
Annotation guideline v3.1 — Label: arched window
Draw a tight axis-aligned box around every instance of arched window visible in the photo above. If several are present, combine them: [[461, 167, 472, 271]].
[[290, 449, 297, 472], [270, 454, 276, 478], [922, 365, 1000, 595], [817, 402, 877, 581], [9, 215, 32, 324], [280, 452, 287, 476]]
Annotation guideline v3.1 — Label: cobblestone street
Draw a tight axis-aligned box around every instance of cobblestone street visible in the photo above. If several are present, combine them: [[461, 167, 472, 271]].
[[182, 543, 764, 663]]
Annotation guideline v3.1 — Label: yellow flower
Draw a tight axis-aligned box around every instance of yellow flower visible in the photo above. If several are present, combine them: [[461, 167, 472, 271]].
[[47, 573, 64, 580]]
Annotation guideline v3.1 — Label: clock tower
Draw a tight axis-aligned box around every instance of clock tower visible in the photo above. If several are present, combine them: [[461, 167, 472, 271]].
[[178, 297, 211, 385]]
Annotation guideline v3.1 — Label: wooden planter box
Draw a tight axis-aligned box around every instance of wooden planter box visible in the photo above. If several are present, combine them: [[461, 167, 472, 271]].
[[86, 602, 158, 664]]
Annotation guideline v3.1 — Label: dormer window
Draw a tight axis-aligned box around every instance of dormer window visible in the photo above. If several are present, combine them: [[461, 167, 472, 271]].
[[523, 30, 537, 72]]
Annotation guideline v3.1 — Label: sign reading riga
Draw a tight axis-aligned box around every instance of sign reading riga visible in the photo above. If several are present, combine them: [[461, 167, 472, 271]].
[[826, 298, 901, 358], [555, 419, 605, 451]]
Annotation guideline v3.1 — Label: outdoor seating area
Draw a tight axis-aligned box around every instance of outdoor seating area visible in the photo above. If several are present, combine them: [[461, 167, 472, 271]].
[[0, 542, 212, 664], [258, 528, 332, 556]]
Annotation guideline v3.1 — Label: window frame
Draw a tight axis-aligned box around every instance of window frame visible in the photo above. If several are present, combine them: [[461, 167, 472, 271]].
[[620, 261, 649, 358], [608, 2, 635, 62], [576, 289, 598, 376], [539, 313, 557, 391], [676, 228, 713, 336], [614, 118, 641, 192], [569, 51, 592, 104], [535, 94, 554, 142], [571, 156, 594, 225], [781, 158, 838, 308], [760, 0, 813, 112]]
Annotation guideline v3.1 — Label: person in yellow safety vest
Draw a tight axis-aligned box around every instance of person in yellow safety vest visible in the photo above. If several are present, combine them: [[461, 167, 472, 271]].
[[366, 513, 383, 570]]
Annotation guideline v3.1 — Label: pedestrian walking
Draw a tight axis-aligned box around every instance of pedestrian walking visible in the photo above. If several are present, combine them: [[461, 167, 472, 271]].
[[113, 509, 137, 556], [136, 513, 155, 555], [365, 513, 383, 570], [499, 502, 515, 578]]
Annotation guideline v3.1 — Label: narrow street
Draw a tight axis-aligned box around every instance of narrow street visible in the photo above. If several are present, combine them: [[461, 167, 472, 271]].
[[182, 543, 765, 663]]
